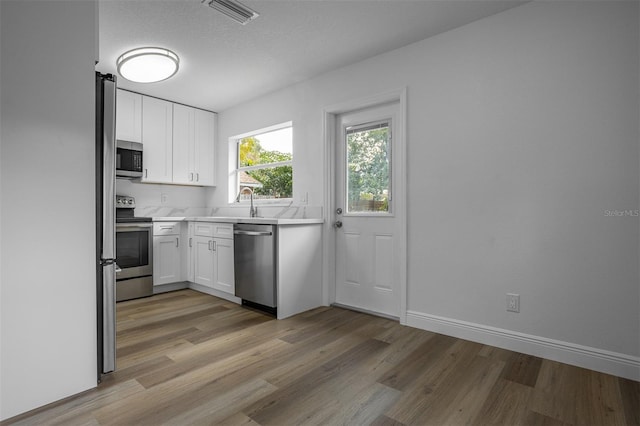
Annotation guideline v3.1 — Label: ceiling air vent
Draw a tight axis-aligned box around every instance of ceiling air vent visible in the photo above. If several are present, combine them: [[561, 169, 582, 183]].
[[202, 0, 259, 25]]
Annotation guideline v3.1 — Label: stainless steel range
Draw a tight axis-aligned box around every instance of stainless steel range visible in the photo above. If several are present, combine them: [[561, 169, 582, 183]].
[[115, 195, 153, 301]]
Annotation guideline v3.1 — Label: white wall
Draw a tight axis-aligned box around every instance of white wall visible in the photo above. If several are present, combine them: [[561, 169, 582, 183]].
[[214, 1, 639, 376], [0, 1, 98, 420], [212, 86, 326, 208]]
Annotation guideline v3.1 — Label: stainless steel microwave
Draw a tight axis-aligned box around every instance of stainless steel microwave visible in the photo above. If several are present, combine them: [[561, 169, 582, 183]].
[[116, 140, 143, 178]]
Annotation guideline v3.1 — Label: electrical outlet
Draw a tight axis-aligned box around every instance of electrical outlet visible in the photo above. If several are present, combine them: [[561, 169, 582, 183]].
[[300, 192, 308, 205], [506, 293, 520, 313], [161, 193, 168, 204]]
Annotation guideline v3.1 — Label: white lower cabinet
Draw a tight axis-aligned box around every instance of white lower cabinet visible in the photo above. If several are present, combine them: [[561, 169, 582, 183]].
[[213, 237, 234, 293], [188, 222, 235, 295], [153, 222, 183, 286], [153, 220, 324, 316], [193, 235, 215, 288]]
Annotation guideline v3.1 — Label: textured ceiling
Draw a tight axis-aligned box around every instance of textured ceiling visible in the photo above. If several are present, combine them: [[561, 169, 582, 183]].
[[96, 0, 526, 112]]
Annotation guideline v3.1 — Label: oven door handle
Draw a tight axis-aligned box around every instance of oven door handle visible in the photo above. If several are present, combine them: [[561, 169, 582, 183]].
[[116, 223, 154, 230]]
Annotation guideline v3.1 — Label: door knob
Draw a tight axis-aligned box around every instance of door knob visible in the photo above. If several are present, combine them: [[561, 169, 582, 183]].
[[336, 208, 343, 215], [334, 220, 343, 228]]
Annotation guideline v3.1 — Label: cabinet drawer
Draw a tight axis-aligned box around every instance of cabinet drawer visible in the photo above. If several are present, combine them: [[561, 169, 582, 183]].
[[193, 222, 215, 237], [212, 223, 234, 239], [153, 222, 181, 236], [192, 222, 234, 238]]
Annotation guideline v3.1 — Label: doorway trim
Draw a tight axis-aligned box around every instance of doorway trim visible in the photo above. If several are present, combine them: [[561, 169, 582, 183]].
[[322, 88, 408, 324]]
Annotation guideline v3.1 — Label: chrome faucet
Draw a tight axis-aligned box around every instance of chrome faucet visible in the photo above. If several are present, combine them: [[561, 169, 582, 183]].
[[237, 188, 258, 217]]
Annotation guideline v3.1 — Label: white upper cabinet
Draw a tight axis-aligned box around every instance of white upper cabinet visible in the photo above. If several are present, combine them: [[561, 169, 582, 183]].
[[142, 96, 173, 183], [194, 109, 215, 186], [172, 104, 194, 185], [115, 90, 142, 143], [172, 105, 215, 186], [115, 91, 215, 186]]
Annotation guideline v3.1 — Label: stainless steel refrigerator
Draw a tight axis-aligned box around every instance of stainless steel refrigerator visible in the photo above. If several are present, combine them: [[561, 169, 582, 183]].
[[96, 72, 117, 379]]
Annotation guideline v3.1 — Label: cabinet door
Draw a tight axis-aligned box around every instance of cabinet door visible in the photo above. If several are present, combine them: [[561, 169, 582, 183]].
[[142, 96, 173, 183], [213, 237, 234, 294], [193, 109, 215, 186], [116, 90, 142, 143], [194, 236, 214, 288], [153, 235, 181, 285], [187, 223, 195, 282], [172, 104, 195, 185]]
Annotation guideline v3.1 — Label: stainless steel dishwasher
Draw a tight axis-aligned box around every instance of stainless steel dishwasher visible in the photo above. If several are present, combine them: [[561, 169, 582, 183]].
[[233, 223, 277, 315]]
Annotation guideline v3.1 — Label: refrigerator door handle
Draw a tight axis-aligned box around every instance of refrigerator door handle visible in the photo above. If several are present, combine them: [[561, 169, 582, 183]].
[[102, 77, 116, 261]]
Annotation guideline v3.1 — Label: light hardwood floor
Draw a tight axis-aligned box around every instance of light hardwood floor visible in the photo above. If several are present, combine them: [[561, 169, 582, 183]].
[[5, 289, 639, 425]]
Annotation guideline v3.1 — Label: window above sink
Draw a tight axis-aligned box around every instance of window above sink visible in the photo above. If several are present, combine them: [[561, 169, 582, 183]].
[[229, 121, 293, 204]]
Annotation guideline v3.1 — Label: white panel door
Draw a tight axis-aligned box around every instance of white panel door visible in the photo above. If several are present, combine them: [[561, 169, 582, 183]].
[[335, 102, 400, 318], [141, 96, 173, 183]]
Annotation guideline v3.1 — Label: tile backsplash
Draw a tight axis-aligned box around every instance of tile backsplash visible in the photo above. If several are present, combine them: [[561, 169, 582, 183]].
[[211, 204, 323, 219], [136, 204, 323, 219], [135, 205, 210, 218], [117, 179, 323, 220]]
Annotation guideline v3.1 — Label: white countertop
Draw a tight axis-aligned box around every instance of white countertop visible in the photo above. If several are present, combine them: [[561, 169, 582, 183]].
[[152, 216, 324, 225]]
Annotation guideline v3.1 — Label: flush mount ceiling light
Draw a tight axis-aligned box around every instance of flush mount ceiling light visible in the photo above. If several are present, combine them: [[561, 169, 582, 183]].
[[116, 47, 179, 83], [202, 0, 259, 25]]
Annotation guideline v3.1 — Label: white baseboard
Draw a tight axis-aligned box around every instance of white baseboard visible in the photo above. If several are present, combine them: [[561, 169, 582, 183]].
[[152, 281, 241, 305], [153, 282, 188, 294], [188, 282, 241, 305], [406, 310, 640, 381]]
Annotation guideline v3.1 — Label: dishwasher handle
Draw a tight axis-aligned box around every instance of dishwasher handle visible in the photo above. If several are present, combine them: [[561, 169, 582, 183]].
[[234, 230, 273, 236]]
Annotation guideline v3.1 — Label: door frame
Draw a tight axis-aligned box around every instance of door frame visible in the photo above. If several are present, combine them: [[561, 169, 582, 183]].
[[322, 88, 408, 324]]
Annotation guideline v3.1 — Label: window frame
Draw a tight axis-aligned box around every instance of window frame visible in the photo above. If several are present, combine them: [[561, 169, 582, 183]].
[[229, 121, 293, 205]]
